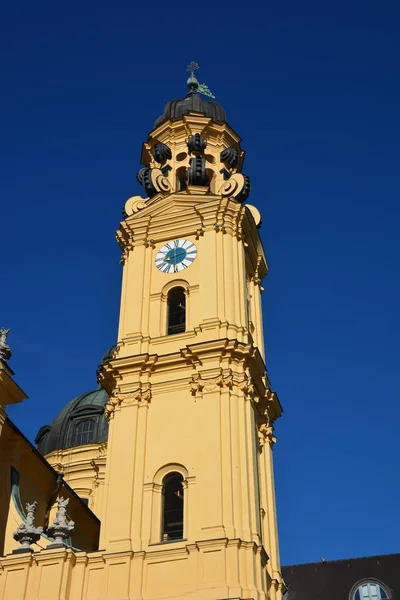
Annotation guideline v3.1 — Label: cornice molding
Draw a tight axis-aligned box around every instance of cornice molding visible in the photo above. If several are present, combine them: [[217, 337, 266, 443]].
[[98, 339, 283, 422], [116, 196, 267, 281]]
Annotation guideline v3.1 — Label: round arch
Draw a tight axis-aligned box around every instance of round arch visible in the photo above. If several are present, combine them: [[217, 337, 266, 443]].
[[349, 580, 391, 600], [160, 279, 190, 300], [153, 463, 189, 486]]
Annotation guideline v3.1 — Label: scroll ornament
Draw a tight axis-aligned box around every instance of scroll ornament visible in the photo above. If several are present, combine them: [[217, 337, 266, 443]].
[[219, 173, 251, 202], [136, 166, 171, 198], [220, 147, 239, 168], [187, 133, 207, 155], [124, 195, 148, 216], [152, 143, 172, 163], [187, 156, 208, 187]]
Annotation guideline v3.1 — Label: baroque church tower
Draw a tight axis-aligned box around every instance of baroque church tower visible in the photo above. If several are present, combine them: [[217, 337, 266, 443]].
[[96, 65, 284, 600], [0, 65, 283, 600]]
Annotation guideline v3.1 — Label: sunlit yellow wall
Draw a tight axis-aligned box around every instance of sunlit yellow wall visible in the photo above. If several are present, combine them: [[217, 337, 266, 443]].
[[0, 114, 284, 600], [0, 418, 100, 557], [45, 444, 107, 521]]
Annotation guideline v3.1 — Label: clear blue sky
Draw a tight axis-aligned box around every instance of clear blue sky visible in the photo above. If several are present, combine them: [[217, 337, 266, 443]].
[[2, 0, 399, 566]]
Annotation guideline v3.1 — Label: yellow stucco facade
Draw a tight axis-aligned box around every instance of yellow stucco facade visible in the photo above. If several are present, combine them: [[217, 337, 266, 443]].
[[44, 444, 107, 521], [0, 92, 284, 600]]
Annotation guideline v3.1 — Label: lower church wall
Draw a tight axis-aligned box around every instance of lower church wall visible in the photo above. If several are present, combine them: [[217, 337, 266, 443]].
[[0, 538, 276, 600]]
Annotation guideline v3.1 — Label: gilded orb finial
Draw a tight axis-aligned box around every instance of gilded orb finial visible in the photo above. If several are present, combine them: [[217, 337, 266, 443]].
[[185, 62, 215, 99]]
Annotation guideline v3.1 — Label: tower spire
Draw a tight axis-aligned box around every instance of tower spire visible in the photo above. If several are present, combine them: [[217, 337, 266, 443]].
[[185, 61, 215, 98], [186, 61, 200, 92]]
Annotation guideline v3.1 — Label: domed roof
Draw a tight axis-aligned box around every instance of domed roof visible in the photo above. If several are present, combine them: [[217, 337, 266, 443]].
[[35, 346, 116, 456], [154, 92, 226, 128], [35, 387, 109, 455], [154, 65, 226, 128]]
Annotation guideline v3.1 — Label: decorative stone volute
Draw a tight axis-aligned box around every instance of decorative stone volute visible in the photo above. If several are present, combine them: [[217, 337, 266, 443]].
[[220, 147, 239, 168], [13, 501, 43, 552], [126, 68, 252, 215], [187, 133, 207, 155], [152, 142, 172, 163], [128, 114, 252, 212]]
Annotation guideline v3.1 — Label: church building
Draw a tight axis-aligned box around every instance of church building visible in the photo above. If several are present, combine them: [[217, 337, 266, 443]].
[[0, 65, 285, 600]]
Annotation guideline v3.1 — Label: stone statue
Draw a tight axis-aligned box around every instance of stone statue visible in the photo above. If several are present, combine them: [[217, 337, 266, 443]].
[[46, 497, 75, 547], [0, 328, 11, 361], [13, 500, 43, 551]]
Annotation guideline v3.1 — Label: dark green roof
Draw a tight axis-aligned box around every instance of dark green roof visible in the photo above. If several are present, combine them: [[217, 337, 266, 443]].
[[35, 346, 116, 455], [35, 387, 109, 455]]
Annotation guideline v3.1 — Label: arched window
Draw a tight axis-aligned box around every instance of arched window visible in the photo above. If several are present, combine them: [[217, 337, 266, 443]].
[[167, 287, 186, 335], [176, 167, 187, 191], [207, 168, 215, 193], [162, 472, 184, 541], [73, 419, 95, 446], [353, 582, 390, 600]]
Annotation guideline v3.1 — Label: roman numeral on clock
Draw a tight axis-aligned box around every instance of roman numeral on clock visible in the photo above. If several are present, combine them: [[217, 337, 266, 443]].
[[155, 239, 197, 273]]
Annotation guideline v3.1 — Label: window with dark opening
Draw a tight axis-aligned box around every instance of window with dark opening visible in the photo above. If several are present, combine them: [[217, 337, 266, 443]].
[[176, 167, 187, 191], [167, 287, 186, 335], [207, 168, 215, 193], [73, 419, 95, 446], [353, 583, 389, 600], [162, 472, 184, 541]]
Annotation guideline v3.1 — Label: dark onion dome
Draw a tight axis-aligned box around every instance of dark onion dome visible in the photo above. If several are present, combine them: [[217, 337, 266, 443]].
[[96, 344, 117, 379], [154, 92, 226, 128], [35, 345, 117, 455], [98, 344, 117, 365]]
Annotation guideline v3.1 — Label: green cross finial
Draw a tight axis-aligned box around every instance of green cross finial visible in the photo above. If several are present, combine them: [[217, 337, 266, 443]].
[[186, 61, 199, 78], [185, 62, 215, 99]]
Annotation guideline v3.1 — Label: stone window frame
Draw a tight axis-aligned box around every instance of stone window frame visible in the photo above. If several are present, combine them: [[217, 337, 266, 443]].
[[64, 405, 104, 449], [350, 579, 391, 600], [73, 418, 96, 446], [160, 280, 191, 337], [147, 463, 195, 545]]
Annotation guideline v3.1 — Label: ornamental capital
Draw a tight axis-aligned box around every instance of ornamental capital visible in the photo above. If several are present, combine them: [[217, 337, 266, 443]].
[[250, 255, 265, 291], [190, 369, 233, 396], [257, 420, 277, 448], [105, 383, 152, 417], [238, 373, 255, 399]]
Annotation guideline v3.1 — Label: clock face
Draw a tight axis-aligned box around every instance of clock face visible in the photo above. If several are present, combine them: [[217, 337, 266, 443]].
[[155, 239, 197, 273]]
